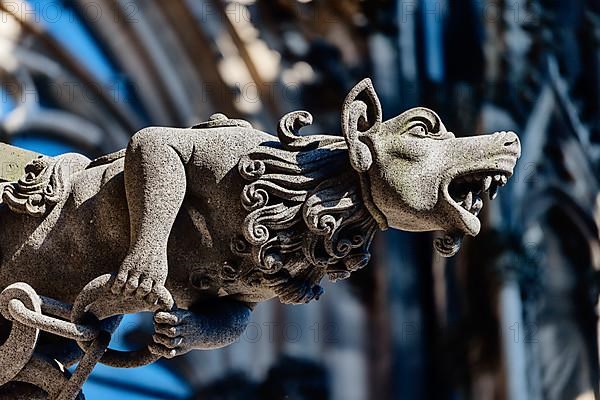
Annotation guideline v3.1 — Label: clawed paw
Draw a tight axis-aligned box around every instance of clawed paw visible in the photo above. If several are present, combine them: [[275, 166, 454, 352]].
[[149, 310, 194, 358], [112, 255, 168, 306]]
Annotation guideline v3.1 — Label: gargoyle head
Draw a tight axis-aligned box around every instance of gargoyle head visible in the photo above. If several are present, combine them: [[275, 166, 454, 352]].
[[342, 79, 521, 256]]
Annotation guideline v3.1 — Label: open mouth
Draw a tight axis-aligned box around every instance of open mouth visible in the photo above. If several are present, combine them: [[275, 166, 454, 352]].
[[435, 170, 511, 257], [448, 171, 509, 214], [444, 170, 511, 237], [434, 131, 520, 256]]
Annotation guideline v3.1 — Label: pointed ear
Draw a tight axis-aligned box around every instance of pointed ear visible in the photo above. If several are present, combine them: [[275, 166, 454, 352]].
[[341, 79, 382, 172]]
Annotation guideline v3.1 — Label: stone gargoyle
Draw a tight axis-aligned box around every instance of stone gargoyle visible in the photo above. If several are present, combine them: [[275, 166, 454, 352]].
[[0, 79, 520, 360]]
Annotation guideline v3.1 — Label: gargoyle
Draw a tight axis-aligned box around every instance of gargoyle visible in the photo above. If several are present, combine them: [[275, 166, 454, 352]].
[[0, 79, 520, 359]]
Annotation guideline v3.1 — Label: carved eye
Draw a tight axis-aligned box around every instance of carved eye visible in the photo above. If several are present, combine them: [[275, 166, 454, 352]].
[[408, 122, 450, 140], [408, 124, 428, 137]]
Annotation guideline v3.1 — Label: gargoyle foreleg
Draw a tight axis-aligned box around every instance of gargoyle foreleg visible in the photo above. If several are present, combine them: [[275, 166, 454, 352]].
[[112, 128, 194, 302], [150, 299, 254, 357]]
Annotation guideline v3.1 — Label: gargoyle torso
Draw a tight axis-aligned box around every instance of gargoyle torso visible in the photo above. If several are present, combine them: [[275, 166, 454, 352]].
[[0, 113, 377, 308]]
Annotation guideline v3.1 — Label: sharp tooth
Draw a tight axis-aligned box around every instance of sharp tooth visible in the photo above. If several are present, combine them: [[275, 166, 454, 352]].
[[489, 184, 498, 199], [464, 192, 473, 209], [472, 197, 483, 214], [483, 176, 492, 191], [494, 174, 501, 181], [500, 175, 507, 185]]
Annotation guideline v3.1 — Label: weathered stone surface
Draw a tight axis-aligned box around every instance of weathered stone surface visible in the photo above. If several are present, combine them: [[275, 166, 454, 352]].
[[0, 143, 40, 183], [0, 79, 520, 397]]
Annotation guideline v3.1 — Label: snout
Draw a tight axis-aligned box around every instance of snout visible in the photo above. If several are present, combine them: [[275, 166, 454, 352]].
[[436, 129, 521, 238], [494, 131, 521, 158], [446, 130, 521, 175]]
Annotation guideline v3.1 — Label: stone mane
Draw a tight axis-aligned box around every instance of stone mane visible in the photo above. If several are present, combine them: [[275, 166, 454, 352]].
[[236, 111, 378, 304]]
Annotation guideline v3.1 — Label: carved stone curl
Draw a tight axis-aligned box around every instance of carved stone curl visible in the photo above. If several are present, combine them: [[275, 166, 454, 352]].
[[2, 154, 89, 216], [238, 110, 378, 303]]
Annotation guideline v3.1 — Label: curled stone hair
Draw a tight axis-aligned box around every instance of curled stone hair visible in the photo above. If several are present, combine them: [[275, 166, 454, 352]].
[[237, 111, 378, 304], [2, 154, 89, 217]]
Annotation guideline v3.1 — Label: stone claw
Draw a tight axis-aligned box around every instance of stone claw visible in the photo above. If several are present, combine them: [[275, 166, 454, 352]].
[[111, 253, 169, 309], [154, 286, 175, 311], [149, 308, 194, 359], [148, 343, 178, 359]]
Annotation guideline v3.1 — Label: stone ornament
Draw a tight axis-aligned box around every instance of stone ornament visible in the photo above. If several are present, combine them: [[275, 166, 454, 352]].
[[0, 79, 520, 398]]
